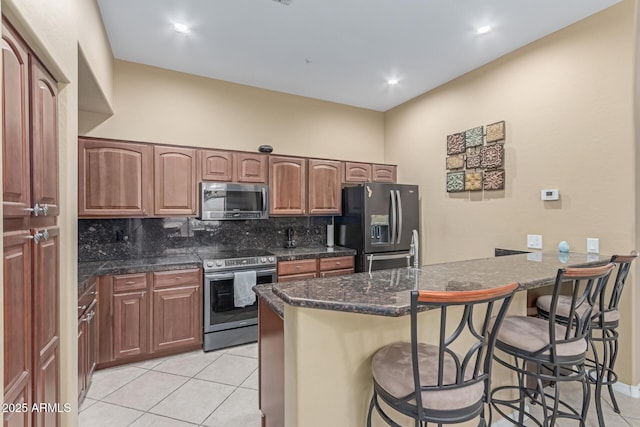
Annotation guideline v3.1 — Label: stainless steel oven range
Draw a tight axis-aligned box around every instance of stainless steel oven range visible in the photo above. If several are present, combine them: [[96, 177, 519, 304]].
[[201, 249, 276, 351]]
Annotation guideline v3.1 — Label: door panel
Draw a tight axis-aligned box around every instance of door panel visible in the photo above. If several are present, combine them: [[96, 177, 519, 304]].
[[30, 58, 59, 216], [200, 149, 233, 182], [113, 291, 148, 359], [235, 153, 267, 183], [363, 183, 396, 254], [395, 185, 420, 252], [154, 146, 197, 216], [308, 159, 341, 215], [153, 286, 200, 351]]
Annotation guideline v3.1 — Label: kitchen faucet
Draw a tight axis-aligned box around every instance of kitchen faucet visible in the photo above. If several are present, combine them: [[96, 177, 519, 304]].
[[410, 229, 419, 268]]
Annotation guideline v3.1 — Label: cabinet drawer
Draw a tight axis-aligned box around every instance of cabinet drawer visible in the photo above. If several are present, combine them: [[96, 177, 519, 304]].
[[278, 259, 317, 276], [153, 269, 200, 289], [278, 272, 317, 282], [113, 273, 147, 292], [319, 256, 354, 272]]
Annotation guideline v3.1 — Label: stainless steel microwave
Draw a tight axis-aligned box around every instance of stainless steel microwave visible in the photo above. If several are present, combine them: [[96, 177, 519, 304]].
[[200, 182, 269, 220]]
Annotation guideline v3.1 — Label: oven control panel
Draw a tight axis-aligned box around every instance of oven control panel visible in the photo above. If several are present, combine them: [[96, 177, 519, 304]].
[[204, 256, 276, 271]]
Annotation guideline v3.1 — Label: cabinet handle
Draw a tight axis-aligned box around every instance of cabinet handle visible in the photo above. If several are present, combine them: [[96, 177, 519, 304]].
[[126, 281, 135, 285], [24, 203, 47, 216], [78, 305, 87, 310], [41, 229, 49, 241], [295, 265, 301, 269], [174, 277, 182, 280], [90, 291, 97, 296], [26, 232, 42, 244], [336, 262, 341, 266]]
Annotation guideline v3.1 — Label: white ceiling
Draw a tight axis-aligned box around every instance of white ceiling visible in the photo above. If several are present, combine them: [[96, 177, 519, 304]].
[[96, 0, 620, 112]]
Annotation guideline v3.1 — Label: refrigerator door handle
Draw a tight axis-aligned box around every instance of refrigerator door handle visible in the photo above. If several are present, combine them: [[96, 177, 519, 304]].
[[389, 190, 397, 244], [396, 190, 402, 244]]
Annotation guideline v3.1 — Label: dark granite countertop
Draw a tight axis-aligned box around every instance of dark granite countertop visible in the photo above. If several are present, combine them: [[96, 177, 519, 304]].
[[269, 245, 356, 261], [77, 246, 356, 288], [253, 284, 285, 319], [272, 252, 612, 317]]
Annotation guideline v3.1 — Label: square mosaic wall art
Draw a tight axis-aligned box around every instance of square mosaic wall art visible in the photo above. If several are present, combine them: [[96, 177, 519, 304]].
[[466, 151, 481, 169], [446, 154, 465, 170], [484, 170, 505, 190], [465, 126, 484, 148], [486, 120, 505, 143], [446, 171, 465, 193], [465, 172, 482, 191], [480, 143, 504, 169], [446, 133, 466, 155]]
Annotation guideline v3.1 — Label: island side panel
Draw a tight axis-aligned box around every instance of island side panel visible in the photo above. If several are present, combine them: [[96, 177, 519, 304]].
[[283, 291, 527, 427], [258, 298, 285, 427]]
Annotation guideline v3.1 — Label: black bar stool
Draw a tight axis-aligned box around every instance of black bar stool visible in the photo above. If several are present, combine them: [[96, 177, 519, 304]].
[[491, 263, 615, 427], [536, 252, 637, 426], [367, 282, 518, 427]]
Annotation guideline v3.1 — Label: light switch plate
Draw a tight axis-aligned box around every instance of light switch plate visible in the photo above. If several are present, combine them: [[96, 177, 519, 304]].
[[587, 238, 599, 254], [541, 189, 559, 201], [527, 234, 543, 249]]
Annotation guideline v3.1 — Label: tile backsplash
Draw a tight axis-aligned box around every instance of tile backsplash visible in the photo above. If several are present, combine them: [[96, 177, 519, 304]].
[[78, 216, 332, 262]]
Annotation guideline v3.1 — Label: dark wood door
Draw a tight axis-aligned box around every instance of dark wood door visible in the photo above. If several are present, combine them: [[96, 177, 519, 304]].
[[3, 230, 32, 427], [373, 164, 397, 183], [308, 159, 341, 215], [78, 138, 153, 217], [152, 285, 201, 352], [30, 58, 59, 217], [2, 21, 31, 219], [113, 291, 148, 360], [199, 149, 233, 182], [154, 146, 197, 216], [235, 152, 267, 183], [31, 226, 59, 427], [344, 161, 372, 183], [269, 156, 307, 215]]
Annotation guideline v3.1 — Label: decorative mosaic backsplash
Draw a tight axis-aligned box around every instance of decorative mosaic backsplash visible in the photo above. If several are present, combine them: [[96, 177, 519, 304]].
[[445, 120, 506, 193], [78, 216, 331, 262]]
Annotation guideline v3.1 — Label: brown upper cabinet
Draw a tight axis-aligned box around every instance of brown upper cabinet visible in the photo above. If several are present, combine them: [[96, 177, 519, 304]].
[[269, 156, 307, 215], [154, 146, 197, 216], [78, 138, 153, 217], [344, 162, 397, 184], [308, 159, 341, 215], [199, 149, 267, 183]]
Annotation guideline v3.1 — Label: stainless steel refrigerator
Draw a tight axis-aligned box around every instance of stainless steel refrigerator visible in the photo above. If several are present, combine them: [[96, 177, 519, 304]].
[[335, 183, 420, 272]]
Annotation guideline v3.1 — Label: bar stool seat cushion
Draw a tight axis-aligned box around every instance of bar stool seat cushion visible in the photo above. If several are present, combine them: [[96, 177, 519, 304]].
[[536, 295, 620, 324], [497, 316, 587, 357], [371, 342, 484, 411]]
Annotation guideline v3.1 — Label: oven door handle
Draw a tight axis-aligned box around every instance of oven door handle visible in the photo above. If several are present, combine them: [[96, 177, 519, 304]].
[[205, 268, 277, 281]]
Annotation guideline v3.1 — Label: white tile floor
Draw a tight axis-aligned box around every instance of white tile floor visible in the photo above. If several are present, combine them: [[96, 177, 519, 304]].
[[80, 342, 640, 426], [79, 343, 260, 427]]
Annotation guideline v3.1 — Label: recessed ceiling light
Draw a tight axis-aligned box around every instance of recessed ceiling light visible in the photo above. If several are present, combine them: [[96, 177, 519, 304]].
[[387, 79, 399, 85], [476, 26, 493, 35], [172, 23, 191, 34]]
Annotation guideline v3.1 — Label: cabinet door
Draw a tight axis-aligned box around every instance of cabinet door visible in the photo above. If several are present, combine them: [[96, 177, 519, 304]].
[[77, 316, 87, 402], [308, 159, 341, 215], [235, 152, 267, 183], [30, 57, 59, 217], [344, 162, 372, 183], [85, 299, 98, 387], [152, 285, 201, 352], [32, 227, 60, 427], [200, 149, 233, 182], [154, 146, 197, 216], [3, 231, 32, 421], [277, 273, 317, 282], [319, 268, 354, 278], [78, 138, 153, 217], [113, 291, 148, 359], [373, 164, 397, 183], [2, 22, 31, 219], [269, 156, 307, 215]]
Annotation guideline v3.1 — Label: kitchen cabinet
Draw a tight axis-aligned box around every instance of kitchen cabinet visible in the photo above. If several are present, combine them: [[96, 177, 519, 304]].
[[97, 268, 202, 368], [152, 270, 201, 352], [199, 150, 267, 184], [3, 17, 60, 427], [277, 256, 355, 281], [258, 298, 284, 427], [77, 280, 97, 404], [373, 164, 397, 183], [154, 146, 197, 216], [308, 159, 341, 215], [269, 156, 307, 215], [78, 138, 153, 217], [344, 162, 397, 184]]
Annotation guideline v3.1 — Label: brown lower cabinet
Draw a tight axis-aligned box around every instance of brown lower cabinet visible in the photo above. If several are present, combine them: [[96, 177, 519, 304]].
[[258, 299, 284, 427], [78, 280, 97, 404], [97, 268, 202, 368], [277, 256, 355, 282]]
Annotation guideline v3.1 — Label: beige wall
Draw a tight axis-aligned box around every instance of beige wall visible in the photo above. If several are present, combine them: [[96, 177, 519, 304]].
[[385, 1, 639, 384], [2, 0, 79, 425], [80, 60, 385, 162]]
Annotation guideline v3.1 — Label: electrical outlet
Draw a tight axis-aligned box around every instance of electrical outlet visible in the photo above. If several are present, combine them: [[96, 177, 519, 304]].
[[587, 238, 599, 254], [527, 234, 543, 249]]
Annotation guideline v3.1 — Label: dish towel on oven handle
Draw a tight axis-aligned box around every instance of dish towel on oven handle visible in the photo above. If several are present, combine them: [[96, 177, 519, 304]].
[[234, 270, 257, 307]]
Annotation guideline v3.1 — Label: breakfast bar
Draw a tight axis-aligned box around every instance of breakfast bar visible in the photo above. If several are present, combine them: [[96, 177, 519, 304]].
[[257, 252, 610, 427]]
